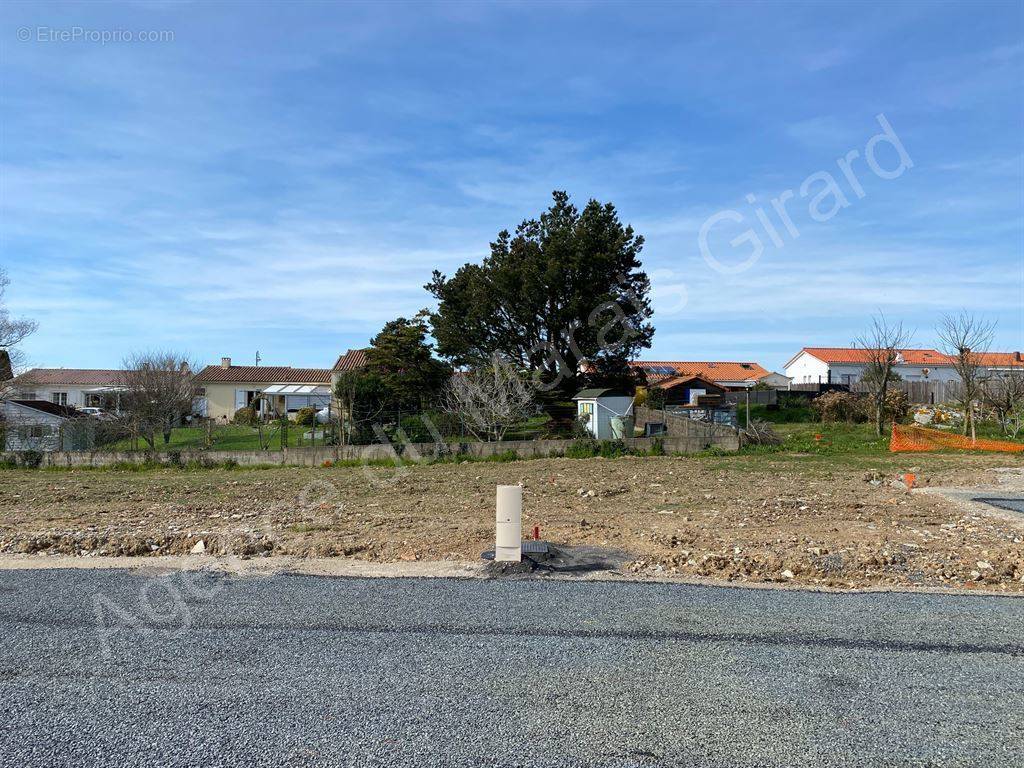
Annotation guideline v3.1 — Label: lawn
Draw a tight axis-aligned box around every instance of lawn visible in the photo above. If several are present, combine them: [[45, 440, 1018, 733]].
[[109, 423, 335, 452]]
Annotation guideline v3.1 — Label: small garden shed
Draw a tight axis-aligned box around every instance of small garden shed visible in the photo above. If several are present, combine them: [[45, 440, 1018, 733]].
[[572, 388, 635, 440], [650, 374, 725, 407]]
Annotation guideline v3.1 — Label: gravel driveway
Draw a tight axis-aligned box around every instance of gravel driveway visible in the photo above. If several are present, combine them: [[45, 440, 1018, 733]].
[[1, 569, 1021, 767]]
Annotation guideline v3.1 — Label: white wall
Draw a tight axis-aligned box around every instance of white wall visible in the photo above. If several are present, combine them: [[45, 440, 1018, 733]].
[[785, 352, 830, 384], [8, 384, 90, 408], [785, 353, 962, 385]]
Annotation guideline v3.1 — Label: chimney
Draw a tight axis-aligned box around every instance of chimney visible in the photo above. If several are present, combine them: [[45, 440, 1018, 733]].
[[221, 357, 231, 369]]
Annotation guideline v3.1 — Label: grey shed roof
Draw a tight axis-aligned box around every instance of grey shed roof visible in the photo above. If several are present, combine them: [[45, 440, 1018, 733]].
[[573, 388, 630, 399]]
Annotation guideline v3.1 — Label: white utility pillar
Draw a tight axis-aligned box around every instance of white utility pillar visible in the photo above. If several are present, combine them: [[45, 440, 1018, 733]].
[[495, 485, 522, 562]]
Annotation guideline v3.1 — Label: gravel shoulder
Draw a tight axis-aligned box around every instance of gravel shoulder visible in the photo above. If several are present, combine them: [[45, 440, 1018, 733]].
[[2, 452, 1022, 592]]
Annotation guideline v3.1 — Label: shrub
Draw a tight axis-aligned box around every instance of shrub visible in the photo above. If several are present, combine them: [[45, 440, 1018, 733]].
[[645, 387, 667, 410], [233, 406, 257, 426], [883, 388, 910, 424], [397, 414, 439, 444], [740, 419, 783, 446], [294, 407, 318, 427], [19, 450, 44, 469], [649, 437, 665, 456], [812, 391, 865, 423], [598, 439, 628, 458], [565, 436, 599, 459], [484, 450, 520, 462]]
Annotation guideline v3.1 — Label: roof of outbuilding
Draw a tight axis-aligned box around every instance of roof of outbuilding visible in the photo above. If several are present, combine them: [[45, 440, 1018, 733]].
[[7, 400, 86, 419], [193, 366, 333, 384], [9, 368, 126, 387], [573, 388, 631, 399], [650, 374, 722, 391]]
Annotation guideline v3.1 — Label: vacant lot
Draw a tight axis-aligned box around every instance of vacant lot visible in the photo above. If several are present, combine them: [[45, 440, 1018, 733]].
[[3, 445, 1023, 592]]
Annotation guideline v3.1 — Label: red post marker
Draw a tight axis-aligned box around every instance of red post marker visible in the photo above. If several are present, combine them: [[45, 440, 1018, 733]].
[[533, 525, 540, 541]]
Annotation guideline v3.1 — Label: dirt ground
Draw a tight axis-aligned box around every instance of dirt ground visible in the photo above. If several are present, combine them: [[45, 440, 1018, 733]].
[[1, 452, 1023, 592]]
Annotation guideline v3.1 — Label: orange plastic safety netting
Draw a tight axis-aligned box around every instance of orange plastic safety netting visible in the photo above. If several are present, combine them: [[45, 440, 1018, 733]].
[[890, 424, 1024, 453]]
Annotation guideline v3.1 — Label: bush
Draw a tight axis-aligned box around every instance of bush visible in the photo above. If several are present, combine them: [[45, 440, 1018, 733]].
[[294, 407, 318, 427], [598, 439, 628, 458], [812, 391, 865, 423], [571, 414, 593, 440], [853, 389, 911, 425], [740, 419, 783, 446], [565, 436, 599, 458], [883, 388, 910, 424], [19, 450, 43, 469], [233, 406, 257, 426], [645, 387, 667, 410]]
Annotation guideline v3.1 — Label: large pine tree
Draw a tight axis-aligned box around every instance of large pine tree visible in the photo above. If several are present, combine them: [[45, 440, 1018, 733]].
[[426, 191, 654, 396]]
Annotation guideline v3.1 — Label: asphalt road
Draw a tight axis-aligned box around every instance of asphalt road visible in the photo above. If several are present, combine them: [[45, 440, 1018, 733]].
[[1, 568, 1021, 767]]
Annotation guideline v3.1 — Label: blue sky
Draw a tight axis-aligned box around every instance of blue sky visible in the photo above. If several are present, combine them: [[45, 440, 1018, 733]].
[[1, 0, 1022, 372]]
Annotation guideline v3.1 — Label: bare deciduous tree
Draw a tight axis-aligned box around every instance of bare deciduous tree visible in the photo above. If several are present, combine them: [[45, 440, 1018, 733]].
[[937, 311, 995, 441], [118, 351, 198, 449], [984, 366, 1024, 439], [855, 313, 913, 437], [445, 355, 535, 442]]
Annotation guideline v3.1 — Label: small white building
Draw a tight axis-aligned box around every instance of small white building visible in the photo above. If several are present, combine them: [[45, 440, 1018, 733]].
[[572, 388, 635, 440], [784, 348, 960, 386], [2, 400, 94, 451]]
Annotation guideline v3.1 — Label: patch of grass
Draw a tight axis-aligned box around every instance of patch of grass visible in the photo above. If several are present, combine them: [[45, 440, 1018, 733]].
[[740, 396, 815, 424], [288, 522, 335, 533], [107, 424, 333, 452]]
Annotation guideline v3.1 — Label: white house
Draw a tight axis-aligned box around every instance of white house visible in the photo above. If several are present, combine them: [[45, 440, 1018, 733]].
[[2, 400, 94, 451], [572, 388, 635, 440], [5, 368, 127, 411], [784, 348, 961, 386]]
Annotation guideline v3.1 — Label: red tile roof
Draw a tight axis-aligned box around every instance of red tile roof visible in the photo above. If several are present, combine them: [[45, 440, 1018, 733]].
[[793, 348, 953, 367], [194, 366, 332, 384], [974, 351, 1024, 368], [9, 368, 126, 387], [650, 374, 722, 391], [332, 348, 369, 372], [631, 360, 771, 383]]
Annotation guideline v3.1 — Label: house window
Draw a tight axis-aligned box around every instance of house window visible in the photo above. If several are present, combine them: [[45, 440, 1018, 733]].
[[52, 392, 68, 406], [579, 402, 594, 415], [18, 391, 36, 400]]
